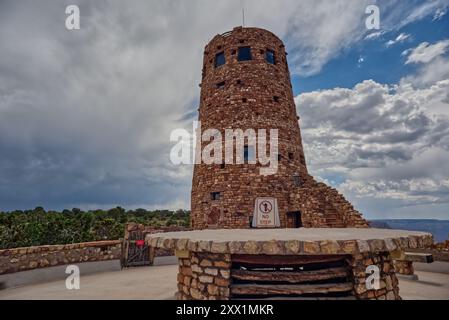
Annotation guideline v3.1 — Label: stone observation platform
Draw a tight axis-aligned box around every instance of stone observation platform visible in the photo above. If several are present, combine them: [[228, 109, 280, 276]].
[[147, 229, 433, 300]]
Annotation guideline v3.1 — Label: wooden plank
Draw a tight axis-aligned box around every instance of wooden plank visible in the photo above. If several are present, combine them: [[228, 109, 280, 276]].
[[231, 267, 348, 283], [232, 254, 348, 266], [231, 282, 353, 296], [234, 296, 356, 301]]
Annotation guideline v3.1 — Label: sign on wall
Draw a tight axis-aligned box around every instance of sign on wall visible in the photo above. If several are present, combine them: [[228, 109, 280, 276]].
[[252, 198, 280, 228]]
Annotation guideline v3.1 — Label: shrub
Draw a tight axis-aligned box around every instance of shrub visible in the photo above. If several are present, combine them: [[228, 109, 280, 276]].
[[0, 207, 190, 249]]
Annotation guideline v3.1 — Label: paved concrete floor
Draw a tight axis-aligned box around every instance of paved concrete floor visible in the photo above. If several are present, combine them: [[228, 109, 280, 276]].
[[0, 258, 179, 300], [1, 260, 448, 300], [400, 270, 449, 299], [0, 260, 122, 289]]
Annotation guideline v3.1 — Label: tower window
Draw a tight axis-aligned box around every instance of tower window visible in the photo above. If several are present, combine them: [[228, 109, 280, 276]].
[[215, 52, 225, 68], [242, 98, 247, 103], [244, 145, 256, 164], [293, 175, 301, 187], [244, 146, 249, 163], [216, 81, 225, 89], [211, 192, 221, 201], [289, 152, 294, 160], [266, 49, 276, 64], [278, 154, 282, 162], [238, 47, 252, 61], [273, 96, 280, 102]]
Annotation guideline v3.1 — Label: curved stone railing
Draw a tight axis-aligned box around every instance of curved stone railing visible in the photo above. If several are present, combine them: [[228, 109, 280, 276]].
[[0, 240, 122, 275], [147, 228, 433, 256], [0, 224, 192, 275]]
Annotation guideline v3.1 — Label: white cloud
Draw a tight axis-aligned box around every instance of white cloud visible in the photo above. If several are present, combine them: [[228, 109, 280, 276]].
[[404, 40, 449, 64], [386, 33, 411, 47], [364, 31, 384, 40], [296, 79, 449, 218], [401, 40, 449, 88], [357, 56, 365, 68], [433, 8, 447, 21], [398, 0, 449, 28], [402, 56, 449, 88]]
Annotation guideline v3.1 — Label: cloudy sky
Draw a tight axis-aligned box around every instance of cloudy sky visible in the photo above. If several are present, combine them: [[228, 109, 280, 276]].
[[0, 0, 448, 219]]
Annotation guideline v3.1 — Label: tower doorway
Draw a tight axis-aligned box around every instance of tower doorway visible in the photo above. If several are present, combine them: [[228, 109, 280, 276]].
[[289, 211, 303, 228]]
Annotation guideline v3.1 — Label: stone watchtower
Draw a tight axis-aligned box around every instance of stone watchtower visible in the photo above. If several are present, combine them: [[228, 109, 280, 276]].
[[191, 27, 368, 229]]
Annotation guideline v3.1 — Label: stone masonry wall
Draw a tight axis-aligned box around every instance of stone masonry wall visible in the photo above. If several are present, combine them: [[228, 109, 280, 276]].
[[0, 224, 192, 275], [176, 252, 231, 300], [0, 241, 121, 275], [351, 252, 400, 300], [393, 260, 415, 276], [174, 251, 400, 300], [191, 26, 368, 230]]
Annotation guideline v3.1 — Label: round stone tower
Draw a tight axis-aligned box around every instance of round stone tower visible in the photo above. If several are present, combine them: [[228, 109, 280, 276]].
[[191, 27, 368, 230]]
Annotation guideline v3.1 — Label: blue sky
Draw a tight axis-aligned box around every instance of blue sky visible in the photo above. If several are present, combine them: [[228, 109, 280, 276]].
[[294, 12, 449, 94], [0, 0, 449, 220]]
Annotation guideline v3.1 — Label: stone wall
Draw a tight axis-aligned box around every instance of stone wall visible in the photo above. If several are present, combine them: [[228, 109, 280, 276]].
[[0, 241, 121, 275], [393, 260, 415, 276], [351, 252, 400, 300], [176, 252, 231, 300], [191, 26, 368, 230], [0, 224, 193, 275], [174, 250, 400, 300]]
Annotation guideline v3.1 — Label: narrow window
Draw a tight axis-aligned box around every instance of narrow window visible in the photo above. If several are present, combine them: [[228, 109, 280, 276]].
[[211, 192, 221, 201], [244, 145, 255, 164], [293, 175, 301, 187], [238, 47, 252, 61], [242, 98, 247, 103], [215, 52, 225, 68], [278, 154, 282, 162], [266, 49, 276, 64], [273, 96, 280, 102], [220, 163, 225, 169], [289, 152, 294, 160], [216, 81, 225, 89]]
